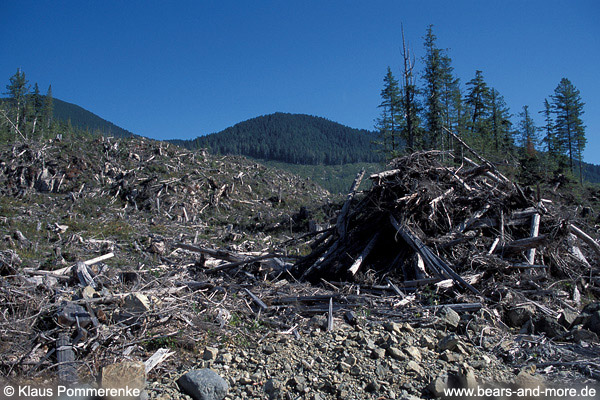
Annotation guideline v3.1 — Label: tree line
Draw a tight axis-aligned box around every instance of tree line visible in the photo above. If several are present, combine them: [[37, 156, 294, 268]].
[[1, 68, 56, 141], [377, 25, 586, 184], [175, 112, 382, 165]]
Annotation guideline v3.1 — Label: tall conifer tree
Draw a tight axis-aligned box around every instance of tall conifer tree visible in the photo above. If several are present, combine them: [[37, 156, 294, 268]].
[[551, 78, 585, 182], [422, 25, 444, 150], [375, 67, 402, 156], [5, 68, 29, 134]]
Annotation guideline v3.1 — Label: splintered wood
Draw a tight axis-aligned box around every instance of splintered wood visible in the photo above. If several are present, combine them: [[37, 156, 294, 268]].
[[294, 149, 600, 304]]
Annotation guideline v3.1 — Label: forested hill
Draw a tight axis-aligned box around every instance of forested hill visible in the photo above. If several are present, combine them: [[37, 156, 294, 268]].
[[52, 98, 134, 137], [171, 113, 382, 165]]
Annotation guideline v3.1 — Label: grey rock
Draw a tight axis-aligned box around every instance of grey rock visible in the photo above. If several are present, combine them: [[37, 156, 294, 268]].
[[365, 380, 380, 393], [584, 311, 600, 336], [387, 347, 407, 361], [383, 321, 402, 335], [203, 347, 218, 361], [177, 369, 229, 400], [570, 328, 599, 343], [505, 304, 536, 328], [535, 316, 567, 338], [558, 308, 579, 328], [406, 360, 424, 377], [439, 306, 460, 329], [437, 334, 460, 352], [264, 378, 281, 399], [404, 346, 422, 362], [427, 374, 451, 397]]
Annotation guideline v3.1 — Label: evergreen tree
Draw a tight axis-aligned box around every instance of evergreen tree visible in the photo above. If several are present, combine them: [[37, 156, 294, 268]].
[[422, 25, 444, 149], [551, 78, 586, 182], [465, 70, 490, 148], [43, 84, 54, 130], [29, 83, 44, 136], [4, 68, 29, 135], [516, 105, 540, 184], [488, 88, 512, 155], [375, 67, 402, 156], [440, 53, 461, 151], [516, 105, 538, 151], [539, 98, 563, 173]]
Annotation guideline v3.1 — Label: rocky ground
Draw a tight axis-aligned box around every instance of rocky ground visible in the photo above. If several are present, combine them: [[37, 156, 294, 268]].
[[1, 136, 600, 400]]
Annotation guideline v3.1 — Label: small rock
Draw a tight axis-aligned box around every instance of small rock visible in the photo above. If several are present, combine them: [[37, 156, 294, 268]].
[[505, 305, 536, 328], [365, 380, 380, 393], [439, 306, 460, 329], [558, 308, 578, 328], [203, 347, 219, 361], [371, 348, 386, 360], [428, 374, 450, 397], [216, 353, 232, 364], [123, 293, 150, 313], [387, 347, 407, 361], [264, 379, 281, 399], [570, 328, 599, 343], [383, 321, 402, 335], [404, 346, 422, 362], [101, 361, 146, 400], [262, 344, 276, 355], [584, 311, 600, 336], [177, 369, 229, 400], [437, 334, 460, 352], [406, 360, 424, 377]]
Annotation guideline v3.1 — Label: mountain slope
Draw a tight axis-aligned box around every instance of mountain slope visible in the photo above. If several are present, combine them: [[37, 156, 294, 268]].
[[171, 112, 382, 165], [52, 97, 135, 137]]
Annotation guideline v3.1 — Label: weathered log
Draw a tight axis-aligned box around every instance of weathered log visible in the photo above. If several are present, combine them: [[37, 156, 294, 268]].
[[389, 215, 480, 295], [348, 232, 380, 275], [337, 169, 365, 241], [526, 209, 541, 264], [57, 332, 77, 383], [501, 235, 548, 252], [569, 224, 600, 257]]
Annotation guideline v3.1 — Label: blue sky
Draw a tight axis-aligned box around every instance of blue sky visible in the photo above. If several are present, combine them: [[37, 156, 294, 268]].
[[2, 1, 599, 163]]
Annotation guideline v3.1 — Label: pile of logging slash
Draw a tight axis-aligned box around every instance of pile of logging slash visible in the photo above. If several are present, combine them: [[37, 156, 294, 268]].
[[294, 149, 599, 300]]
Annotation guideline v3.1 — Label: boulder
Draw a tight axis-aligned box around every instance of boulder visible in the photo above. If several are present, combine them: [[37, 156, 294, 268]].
[[177, 369, 229, 400]]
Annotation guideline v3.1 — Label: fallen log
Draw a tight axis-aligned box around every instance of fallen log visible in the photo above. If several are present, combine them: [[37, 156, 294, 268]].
[[569, 224, 600, 257], [389, 215, 480, 295], [348, 232, 380, 275]]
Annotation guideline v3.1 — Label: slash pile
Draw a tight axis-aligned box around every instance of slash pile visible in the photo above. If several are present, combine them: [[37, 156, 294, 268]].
[[294, 150, 598, 300]]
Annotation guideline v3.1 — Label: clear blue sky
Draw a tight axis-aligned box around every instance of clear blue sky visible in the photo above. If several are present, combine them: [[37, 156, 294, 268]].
[[2, 1, 599, 163]]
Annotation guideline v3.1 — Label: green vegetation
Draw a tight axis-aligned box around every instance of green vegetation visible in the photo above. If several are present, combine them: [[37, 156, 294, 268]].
[[258, 159, 380, 194], [1, 69, 134, 142], [171, 112, 381, 165], [375, 25, 589, 188]]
